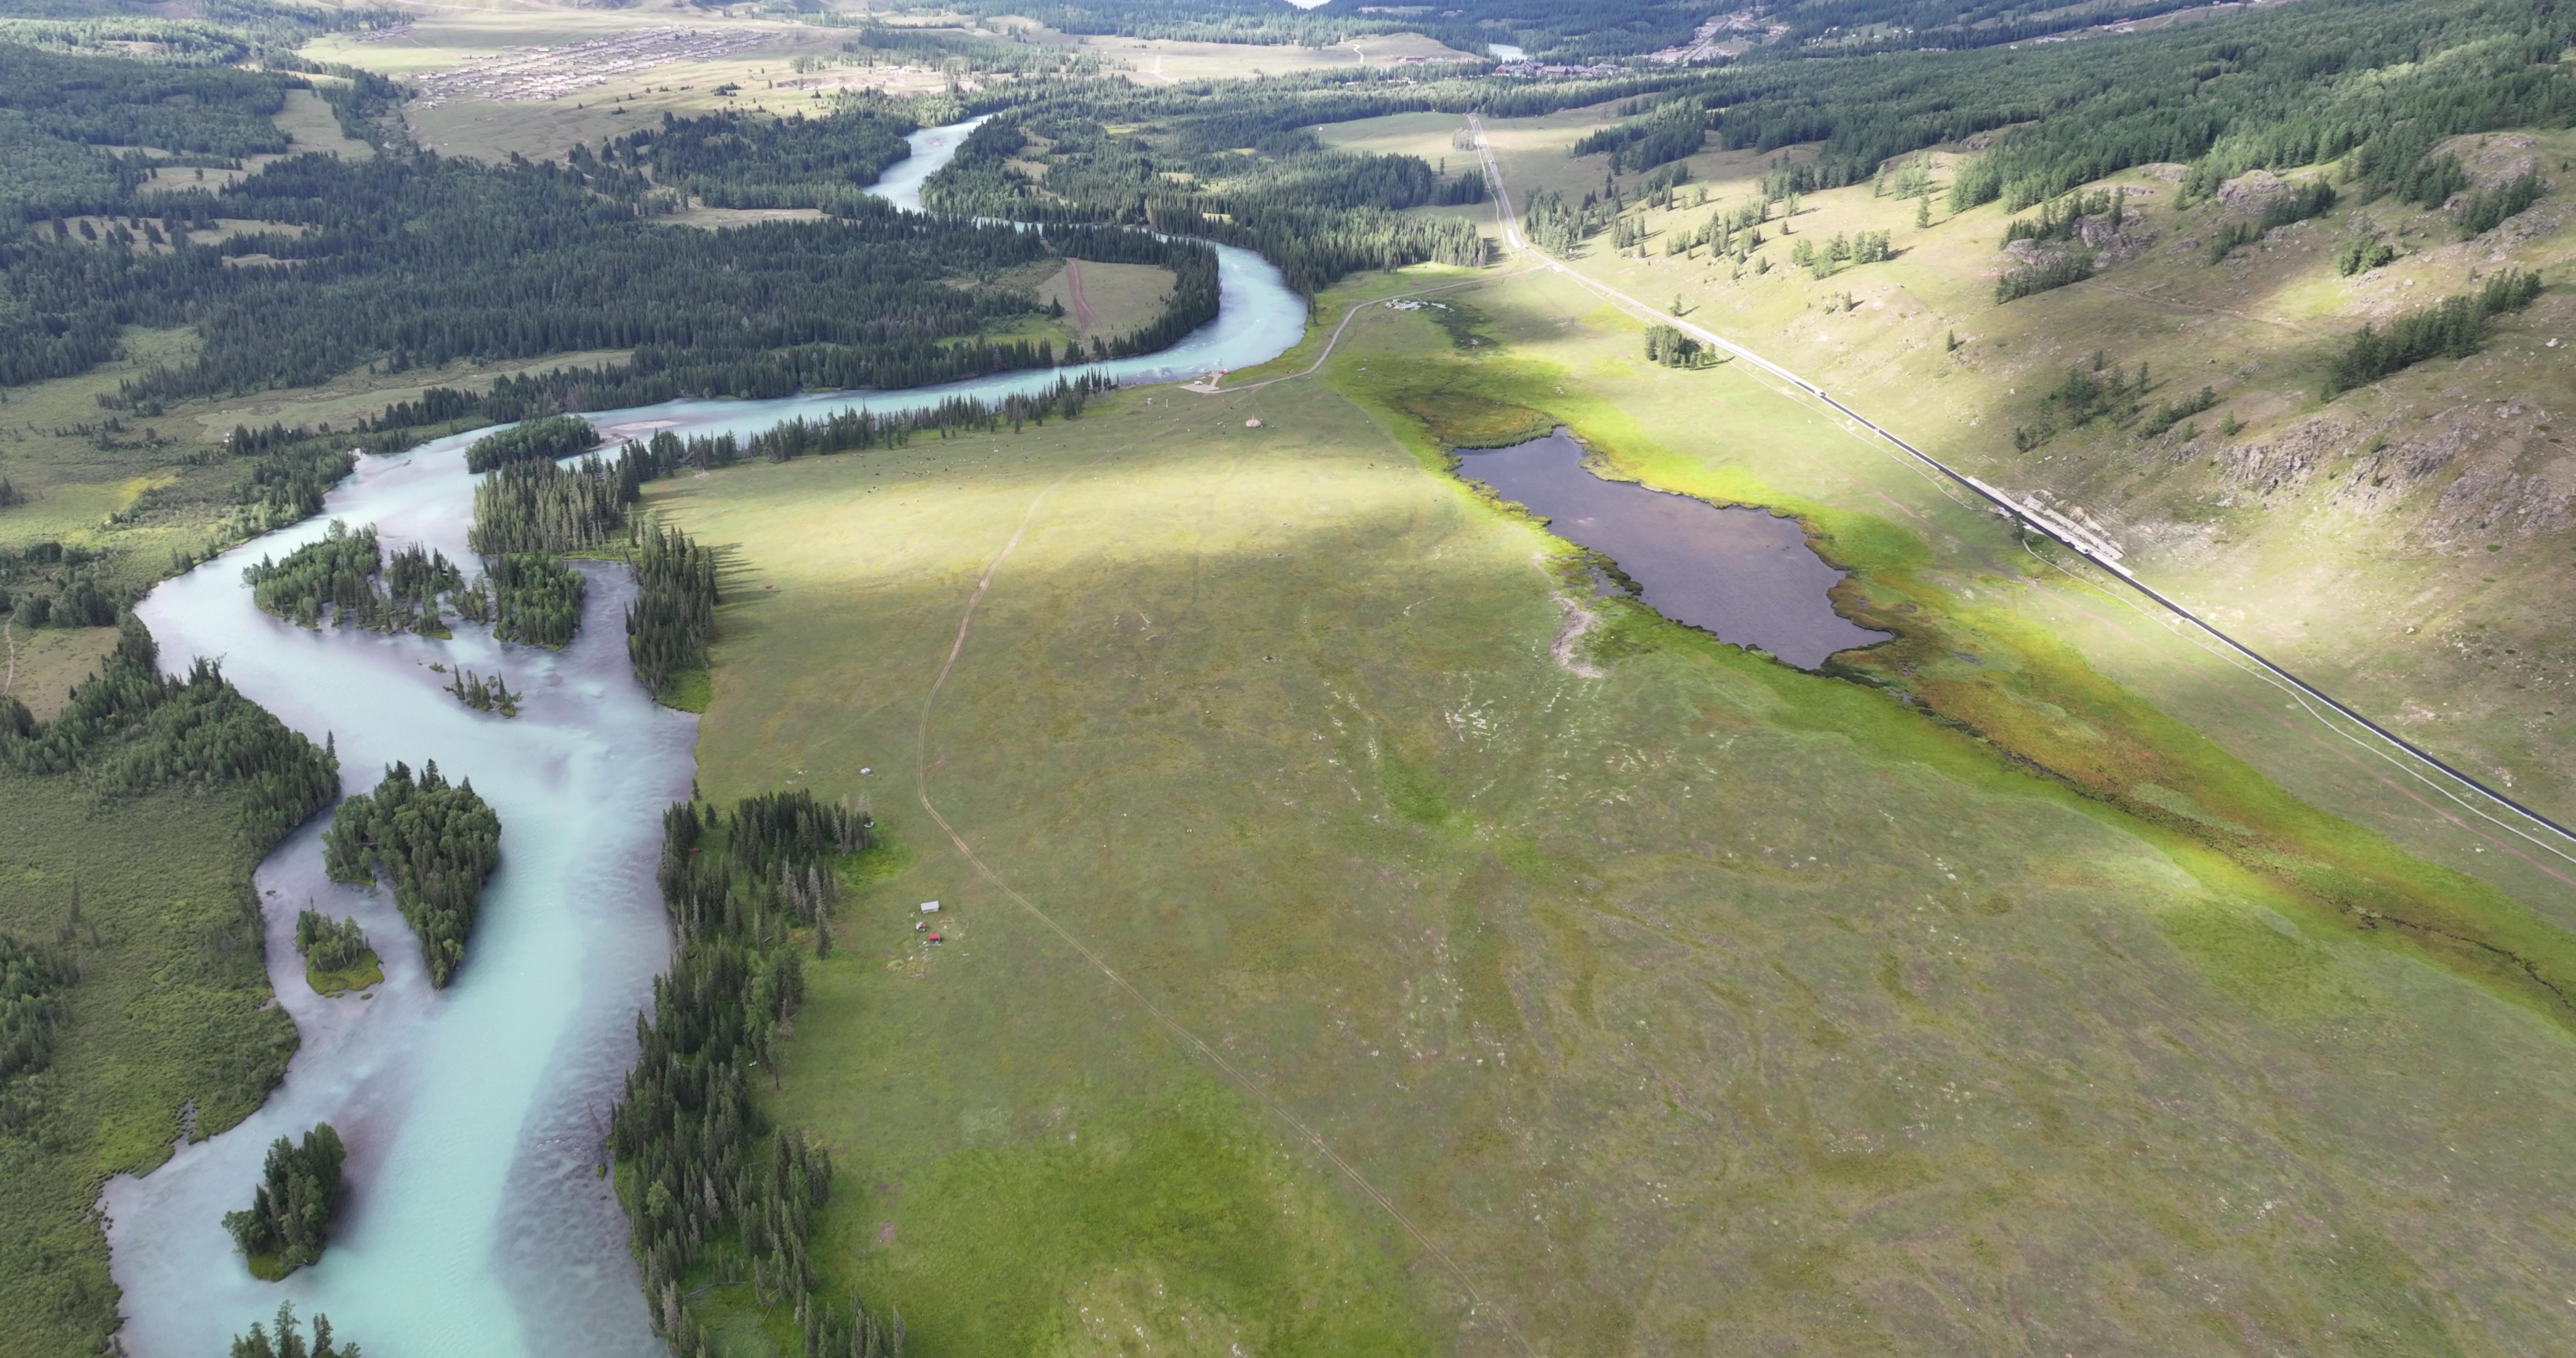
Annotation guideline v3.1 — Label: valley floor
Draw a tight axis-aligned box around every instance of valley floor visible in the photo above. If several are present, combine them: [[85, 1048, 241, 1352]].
[[655, 263, 2576, 1355]]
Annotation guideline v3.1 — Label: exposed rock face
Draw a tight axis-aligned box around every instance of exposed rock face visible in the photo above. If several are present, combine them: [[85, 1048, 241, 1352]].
[[2231, 399, 2576, 544], [2215, 168, 2292, 207], [2431, 461, 2575, 539], [2327, 424, 2468, 516], [2219, 418, 2349, 497], [2075, 210, 2156, 264]]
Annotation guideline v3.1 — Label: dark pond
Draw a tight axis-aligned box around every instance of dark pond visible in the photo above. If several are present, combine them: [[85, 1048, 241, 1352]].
[[1458, 429, 1892, 669]]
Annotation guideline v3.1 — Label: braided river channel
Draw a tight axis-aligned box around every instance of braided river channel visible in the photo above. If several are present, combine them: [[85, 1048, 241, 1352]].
[[103, 120, 1310, 1358]]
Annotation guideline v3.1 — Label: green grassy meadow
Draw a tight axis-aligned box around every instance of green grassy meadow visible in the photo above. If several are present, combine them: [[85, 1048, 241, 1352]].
[[0, 778, 295, 1353], [657, 264, 2576, 1354]]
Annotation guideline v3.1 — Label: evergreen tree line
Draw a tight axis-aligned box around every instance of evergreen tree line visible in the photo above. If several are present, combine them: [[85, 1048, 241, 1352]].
[[590, 374, 1117, 502], [484, 553, 586, 650], [240, 521, 463, 636], [1995, 250, 2097, 305], [469, 457, 629, 556], [2322, 268, 2544, 398], [1583, 0, 2572, 218], [601, 106, 918, 213], [838, 21, 1115, 80], [8, 146, 1088, 402], [947, 0, 2246, 63], [628, 523, 718, 702], [2000, 188, 2123, 248], [229, 1301, 361, 1358], [2205, 180, 2338, 263], [0, 615, 339, 845], [1570, 99, 1710, 176], [221, 430, 359, 533], [0, 933, 71, 1129], [2454, 168, 2547, 237], [442, 666, 521, 718], [220, 1122, 346, 1274], [464, 414, 602, 474], [293, 908, 370, 973], [924, 113, 1489, 294], [614, 793, 896, 1358], [322, 759, 501, 988]]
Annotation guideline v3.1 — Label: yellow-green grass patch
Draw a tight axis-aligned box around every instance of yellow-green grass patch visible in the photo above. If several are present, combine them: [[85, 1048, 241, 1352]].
[[2, 623, 120, 722], [305, 951, 384, 998]]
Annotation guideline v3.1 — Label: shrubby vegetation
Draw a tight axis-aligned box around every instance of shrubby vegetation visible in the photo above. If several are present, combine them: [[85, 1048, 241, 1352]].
[[323, 760, 501, 988], [1643, 323, 1711, 368], [442, 666, 520, 719], [615, 792, 887, 1358], [221, 1122, 346, 1278]]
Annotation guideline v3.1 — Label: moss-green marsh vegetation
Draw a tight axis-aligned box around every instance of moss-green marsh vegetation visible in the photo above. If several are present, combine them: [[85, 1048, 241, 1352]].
[[0, 779, 299, 1352], [650, 262, 2576, 1353]]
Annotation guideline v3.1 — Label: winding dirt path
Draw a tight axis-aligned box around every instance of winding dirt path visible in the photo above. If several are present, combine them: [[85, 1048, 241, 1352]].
[[1060, 258, 1097, 334]]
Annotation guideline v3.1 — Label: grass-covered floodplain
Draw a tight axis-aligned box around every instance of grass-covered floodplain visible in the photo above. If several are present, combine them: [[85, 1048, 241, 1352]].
[[658, 265, 2576, 1355], [0, 780, 294, 1353]]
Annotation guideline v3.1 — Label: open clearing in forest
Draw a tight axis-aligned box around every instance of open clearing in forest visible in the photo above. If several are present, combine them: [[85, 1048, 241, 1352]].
[[1033, 259, 1176, 345], [657, 263, 2576, 1355], [0, 622, 118, 721]]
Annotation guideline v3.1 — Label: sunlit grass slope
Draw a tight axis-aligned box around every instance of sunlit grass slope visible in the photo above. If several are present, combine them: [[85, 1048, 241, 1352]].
[[1458, 103, 2576, 839], [660, 269, 2576, 1355]]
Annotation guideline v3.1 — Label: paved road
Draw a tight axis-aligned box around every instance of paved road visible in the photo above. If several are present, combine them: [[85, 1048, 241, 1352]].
[[1462, 113, 2576, 861]]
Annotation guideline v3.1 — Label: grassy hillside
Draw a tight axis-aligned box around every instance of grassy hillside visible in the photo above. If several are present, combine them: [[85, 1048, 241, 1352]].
[[1448, 99, 2576, 844], [654, 266, 2576, 1355]]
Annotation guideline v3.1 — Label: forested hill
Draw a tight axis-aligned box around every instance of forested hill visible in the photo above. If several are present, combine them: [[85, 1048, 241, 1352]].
[[916, 68, 1721, 293], [1564, 0, 2576, 201], [3, 110, 1225, 420]]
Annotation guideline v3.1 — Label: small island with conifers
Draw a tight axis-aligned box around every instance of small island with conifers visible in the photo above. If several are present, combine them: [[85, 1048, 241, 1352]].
[[323, 761, 501, 989], [222, 1123, 346, 1281], [294, 908, 380, 997]]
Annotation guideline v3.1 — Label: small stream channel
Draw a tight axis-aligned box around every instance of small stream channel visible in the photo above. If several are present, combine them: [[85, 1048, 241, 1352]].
[[1457, 430, 1892, 669]]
